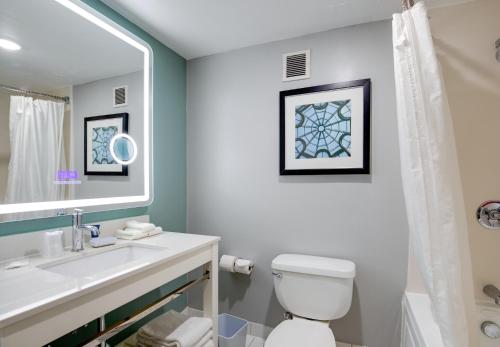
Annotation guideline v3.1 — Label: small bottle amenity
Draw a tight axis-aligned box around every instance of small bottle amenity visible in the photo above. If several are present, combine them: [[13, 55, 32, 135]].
[[41, 230, 64, 258]]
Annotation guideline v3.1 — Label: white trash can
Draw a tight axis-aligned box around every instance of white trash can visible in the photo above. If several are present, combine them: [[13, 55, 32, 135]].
[[218, 313, 248, 347]]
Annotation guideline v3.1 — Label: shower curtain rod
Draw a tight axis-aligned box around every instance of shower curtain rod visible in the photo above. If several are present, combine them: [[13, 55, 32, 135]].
[[0, 84, 70, 104], [401, 0, 416, 10]]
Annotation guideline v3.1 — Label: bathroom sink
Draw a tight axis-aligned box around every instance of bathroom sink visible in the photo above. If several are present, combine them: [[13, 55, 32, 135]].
[[38, 244, 165, 279]]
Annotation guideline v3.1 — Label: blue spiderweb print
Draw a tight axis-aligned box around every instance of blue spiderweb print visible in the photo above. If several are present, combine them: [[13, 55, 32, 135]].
[[92, 126, 118, 164], [295, 100, 351, 159]]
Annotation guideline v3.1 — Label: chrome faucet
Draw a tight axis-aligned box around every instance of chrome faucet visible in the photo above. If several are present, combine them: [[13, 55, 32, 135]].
[[483, 284, 500, 305], [72, 209, 99, 252]]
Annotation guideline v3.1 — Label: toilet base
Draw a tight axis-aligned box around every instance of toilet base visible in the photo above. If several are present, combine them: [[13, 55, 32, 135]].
[[264, 316, 336, 347]]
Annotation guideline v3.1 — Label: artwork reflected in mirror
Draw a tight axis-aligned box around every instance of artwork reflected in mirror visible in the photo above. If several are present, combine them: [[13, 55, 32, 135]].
[[0, 0, 149, 221], [84, 113, 129, 176]]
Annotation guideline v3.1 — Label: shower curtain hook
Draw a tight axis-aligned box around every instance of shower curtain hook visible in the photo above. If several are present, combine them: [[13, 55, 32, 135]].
[[401, 0, 415, 11]]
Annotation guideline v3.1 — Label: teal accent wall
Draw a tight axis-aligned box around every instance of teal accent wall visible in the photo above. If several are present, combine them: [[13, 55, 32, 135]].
[[1, 0, 188, 345]]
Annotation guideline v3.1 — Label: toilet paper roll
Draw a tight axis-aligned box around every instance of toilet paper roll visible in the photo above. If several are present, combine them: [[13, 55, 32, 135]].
[[219, 255, 237, 273], [234, 258, 254, 275]]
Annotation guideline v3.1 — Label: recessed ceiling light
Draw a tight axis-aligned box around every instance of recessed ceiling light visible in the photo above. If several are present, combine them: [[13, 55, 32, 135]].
[[0, 39, 21, 51]]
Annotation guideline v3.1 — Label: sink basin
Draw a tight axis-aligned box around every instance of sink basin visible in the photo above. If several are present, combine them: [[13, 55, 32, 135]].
[[39, 244, 165, 279]]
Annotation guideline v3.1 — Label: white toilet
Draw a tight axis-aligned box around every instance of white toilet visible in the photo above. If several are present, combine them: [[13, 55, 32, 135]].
[[264, 254, 356, 347]]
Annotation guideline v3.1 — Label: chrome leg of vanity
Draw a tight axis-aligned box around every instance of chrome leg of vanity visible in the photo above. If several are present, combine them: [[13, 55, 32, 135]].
[[99, 316, 106, 347]]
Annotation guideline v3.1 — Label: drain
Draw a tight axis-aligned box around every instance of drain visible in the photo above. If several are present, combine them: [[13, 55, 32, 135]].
[[481, 321, 500, 339]]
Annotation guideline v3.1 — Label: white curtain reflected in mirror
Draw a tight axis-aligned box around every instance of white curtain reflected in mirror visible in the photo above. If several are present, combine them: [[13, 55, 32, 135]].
[[4, 96, 66, 217]]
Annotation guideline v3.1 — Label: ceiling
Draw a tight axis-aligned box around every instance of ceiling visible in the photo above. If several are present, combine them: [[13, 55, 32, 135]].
[[0, 0, 143, 92], [101, 0, 475, 60]]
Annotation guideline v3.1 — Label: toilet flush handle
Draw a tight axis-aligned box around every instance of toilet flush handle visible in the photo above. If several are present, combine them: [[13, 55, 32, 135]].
[[272, 271, 283, 279]]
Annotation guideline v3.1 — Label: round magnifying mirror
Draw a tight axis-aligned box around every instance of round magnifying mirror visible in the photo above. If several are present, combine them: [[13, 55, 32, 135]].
[[110, 133, 138, 165]]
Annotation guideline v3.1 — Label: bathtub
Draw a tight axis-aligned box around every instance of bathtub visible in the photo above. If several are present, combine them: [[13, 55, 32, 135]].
[[402, 292, 443, 347], [402, 292, 500, 347]]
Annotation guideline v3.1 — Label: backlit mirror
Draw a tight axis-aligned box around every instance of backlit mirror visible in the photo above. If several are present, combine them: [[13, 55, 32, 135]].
[[0, 0, 152, 221]]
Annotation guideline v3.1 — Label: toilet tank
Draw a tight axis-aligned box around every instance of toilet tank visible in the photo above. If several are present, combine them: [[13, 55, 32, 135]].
[[272, 254, 356, 321]]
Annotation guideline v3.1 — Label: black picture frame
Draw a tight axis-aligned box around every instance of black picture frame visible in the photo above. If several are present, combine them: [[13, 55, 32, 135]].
[[84, 113, 129, 176], [279, 79, 371, 175]]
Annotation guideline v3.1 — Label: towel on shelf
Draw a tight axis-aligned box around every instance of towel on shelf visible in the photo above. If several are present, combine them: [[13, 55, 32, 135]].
[[135, 336, 214, 347], [116, 226, 163, 240], [201, 341, 214, 347], [165, 317, 213, 347], [126, 220, 156, 232], [116, 332, 138, 347], [136, 310, 213, 347], [136, 336, 213, 347], [192, 331, 212, 347], [140, 310, 188, 337], [137, 331, 212, 347], [117, 331, 214, 347]]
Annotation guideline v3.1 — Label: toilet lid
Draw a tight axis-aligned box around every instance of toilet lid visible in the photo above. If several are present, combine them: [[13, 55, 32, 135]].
[[264, 319, 336, 347]]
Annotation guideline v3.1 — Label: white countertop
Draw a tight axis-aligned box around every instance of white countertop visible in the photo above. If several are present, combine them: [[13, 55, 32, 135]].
[[0, 232, 219, 328]]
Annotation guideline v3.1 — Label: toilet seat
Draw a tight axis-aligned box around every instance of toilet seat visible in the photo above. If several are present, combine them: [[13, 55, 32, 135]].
[[264, 317, 336, 347]]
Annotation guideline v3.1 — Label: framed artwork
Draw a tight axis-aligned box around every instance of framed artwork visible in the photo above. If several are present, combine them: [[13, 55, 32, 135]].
[[84, 113, 129, 176], [279, 79, 370, 175]]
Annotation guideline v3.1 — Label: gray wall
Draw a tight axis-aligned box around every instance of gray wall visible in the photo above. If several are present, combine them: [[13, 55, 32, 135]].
[[73, 70, 144, 198], [187, 21, 408, 347]]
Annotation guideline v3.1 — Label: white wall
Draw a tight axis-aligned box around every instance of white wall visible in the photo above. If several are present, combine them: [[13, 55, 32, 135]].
[[429, 0, 500, 299], [72, 71, 144, 199], [187, 20, 408, 347]]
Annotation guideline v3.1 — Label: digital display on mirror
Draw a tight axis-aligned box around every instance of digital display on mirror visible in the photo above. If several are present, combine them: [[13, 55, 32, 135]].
[[54, 170, 81, 185]]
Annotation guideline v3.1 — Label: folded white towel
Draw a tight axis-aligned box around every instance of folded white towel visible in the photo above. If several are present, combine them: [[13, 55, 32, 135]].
[[149, 227, 162, 237], [116, 229, 147, 240], [136, 337, 170, 347], [119, 332, 213, 347], [116, 332, 137, 347], [192, 331, 212, 347], [166, 317, 213, 347], [137, 331, 212, 347], [126, 220, 156, 232], [137, 310, 189, 347], [116, 227, 162, 240], [135, 310, 212, 347]]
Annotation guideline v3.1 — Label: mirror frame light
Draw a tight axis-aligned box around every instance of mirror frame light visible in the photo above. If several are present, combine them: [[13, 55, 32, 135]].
[[0, 0, 153, 215]]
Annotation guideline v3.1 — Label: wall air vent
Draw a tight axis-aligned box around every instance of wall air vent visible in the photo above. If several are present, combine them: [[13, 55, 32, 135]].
[[113, 85, 128, 107], [282, 49, 310, 82]]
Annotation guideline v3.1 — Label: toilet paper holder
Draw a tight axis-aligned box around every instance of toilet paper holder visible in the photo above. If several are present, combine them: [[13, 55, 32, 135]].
[[219, 255, 254, 275]]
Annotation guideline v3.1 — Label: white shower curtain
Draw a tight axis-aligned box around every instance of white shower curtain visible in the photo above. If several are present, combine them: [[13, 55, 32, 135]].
[[5, 96, 66, 205], [393, 2, 476, 347]]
